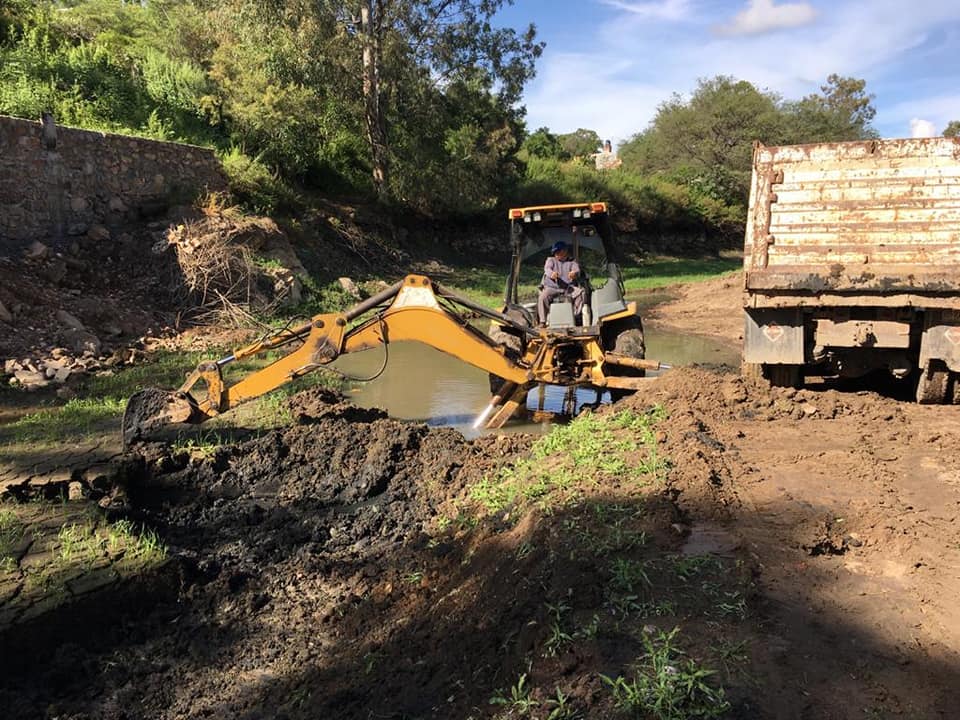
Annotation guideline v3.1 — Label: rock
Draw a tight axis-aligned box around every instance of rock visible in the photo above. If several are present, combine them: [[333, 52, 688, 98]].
[[87, 224, 111, 242], [41, 257, 67, 284], [13, 369, 51, 389], [0, 300, 12, 324], [24, 241, 49, 260], [59, 328, 101, 356], [3, 358, 21, 374], [108, 196, 127, 213], [68, 481, 84, 501], [51, 347, 68, 359], [56, 310, 87, 331], [70, 196, 89, 213], [53, 366, 72, 383], [101, 323, 122, 338], [56, 385, 77, 400], [338, 277, 362, 299], [802, 403, 819, 417], [67, 223, 89, 236]]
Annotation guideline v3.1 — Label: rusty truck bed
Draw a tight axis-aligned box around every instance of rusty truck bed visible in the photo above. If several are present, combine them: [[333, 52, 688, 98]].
[[744, 138, 960, 308]]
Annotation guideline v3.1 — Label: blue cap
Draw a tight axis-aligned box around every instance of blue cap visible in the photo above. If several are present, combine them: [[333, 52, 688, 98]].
[[550, 241, 568, 254]]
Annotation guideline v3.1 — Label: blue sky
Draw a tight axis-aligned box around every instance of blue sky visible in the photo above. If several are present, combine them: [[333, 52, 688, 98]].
[[496, 0, 960, 144]]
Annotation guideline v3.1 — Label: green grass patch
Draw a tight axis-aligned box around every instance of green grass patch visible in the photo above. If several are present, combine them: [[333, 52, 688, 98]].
[[0, 508, 26, 573], [621, 256, 741, 292], [431, 255, 740, 311], [2, 345, 342, 446], [469, 406, 667, 516], [4, 502, 169, 609], [601, 627, 730, 720], [5, 397, 125, 443], [55, 518, 166, 568]]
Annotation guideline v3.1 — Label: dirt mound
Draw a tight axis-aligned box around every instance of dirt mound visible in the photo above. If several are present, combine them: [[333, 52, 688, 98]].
[[4, 368, 960, 719]]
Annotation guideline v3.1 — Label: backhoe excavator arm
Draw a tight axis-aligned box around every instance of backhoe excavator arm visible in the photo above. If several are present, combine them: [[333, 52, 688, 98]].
[[122, 275, 537, 445]]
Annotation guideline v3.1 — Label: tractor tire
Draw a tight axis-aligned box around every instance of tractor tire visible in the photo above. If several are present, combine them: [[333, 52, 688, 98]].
[[488, 324, 523, 396], [603, 316, 646, 360], [916, 361, 950, 404], [603, 317, 646, 401]]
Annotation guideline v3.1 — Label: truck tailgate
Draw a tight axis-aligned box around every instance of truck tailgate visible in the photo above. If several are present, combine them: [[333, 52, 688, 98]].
[[744, 138, 960, 295]]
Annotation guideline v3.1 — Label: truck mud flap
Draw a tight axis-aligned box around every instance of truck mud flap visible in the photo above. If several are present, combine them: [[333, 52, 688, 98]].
[[919, 311, 960, 373], [743, 308, 804, 364]]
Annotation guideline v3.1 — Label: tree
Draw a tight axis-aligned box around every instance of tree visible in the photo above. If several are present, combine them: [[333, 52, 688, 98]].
[[619, 76, 787, 206], [943, 121, 960, 138], [523, 127, 565, 159], [325, 0, 543, 201], [557, 128, 600, 158], [783, 73, 877, 142]]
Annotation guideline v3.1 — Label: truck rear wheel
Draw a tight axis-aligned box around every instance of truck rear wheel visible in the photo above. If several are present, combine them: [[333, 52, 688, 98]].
[[741, 362, 801, 388], [767, 364, 802, 388], [916, 361, 950, 404]]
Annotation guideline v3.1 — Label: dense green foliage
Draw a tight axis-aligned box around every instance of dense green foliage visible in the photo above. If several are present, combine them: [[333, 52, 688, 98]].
[[0, 1, 884, 249], [0, 0, 541, 214], [619, 74, 879, 213]]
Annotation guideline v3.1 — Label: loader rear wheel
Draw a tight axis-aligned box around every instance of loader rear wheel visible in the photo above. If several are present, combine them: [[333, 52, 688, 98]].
[[916, 361, 950, 404], [603, 317, 646, 401]]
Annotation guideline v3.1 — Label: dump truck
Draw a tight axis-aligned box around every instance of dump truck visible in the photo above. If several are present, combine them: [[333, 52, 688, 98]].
[[742, 138, 960, 403], [123, 202, 662, 444]]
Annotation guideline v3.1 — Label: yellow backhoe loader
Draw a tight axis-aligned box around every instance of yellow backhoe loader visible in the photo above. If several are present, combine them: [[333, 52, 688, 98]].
[[122, 203, 663, 445]]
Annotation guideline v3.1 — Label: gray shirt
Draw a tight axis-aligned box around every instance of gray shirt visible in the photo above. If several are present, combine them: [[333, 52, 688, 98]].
[[542, 256, 581, 291]]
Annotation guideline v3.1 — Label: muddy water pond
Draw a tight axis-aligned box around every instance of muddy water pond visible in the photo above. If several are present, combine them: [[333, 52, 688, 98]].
[[332, 326, 739, 437]]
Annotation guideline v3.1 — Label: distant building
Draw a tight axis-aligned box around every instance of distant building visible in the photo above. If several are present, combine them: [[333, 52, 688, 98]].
[[593, 139, 622, 170]]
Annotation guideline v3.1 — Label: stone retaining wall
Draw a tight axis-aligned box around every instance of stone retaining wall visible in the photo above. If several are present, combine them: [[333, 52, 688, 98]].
[[0, 114, 227, 254]]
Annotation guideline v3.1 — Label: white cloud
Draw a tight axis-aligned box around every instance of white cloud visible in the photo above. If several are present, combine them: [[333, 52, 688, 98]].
[[521, 52, 667, 144], [715, 0, 817, 36], [520, 1, 960, 142], [910, 118, 938, 138], [598, 0, 692, 21], [884, 94, 960, 138]]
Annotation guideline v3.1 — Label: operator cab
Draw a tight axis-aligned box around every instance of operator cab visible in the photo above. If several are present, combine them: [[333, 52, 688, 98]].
[[504, 203, 629, 331]]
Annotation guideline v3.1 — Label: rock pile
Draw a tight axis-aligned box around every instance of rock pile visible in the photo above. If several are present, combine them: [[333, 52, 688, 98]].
[[4, 345, 146, 394]]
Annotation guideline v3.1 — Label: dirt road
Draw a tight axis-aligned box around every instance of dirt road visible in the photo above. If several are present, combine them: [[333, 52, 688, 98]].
[[2, 274, 959, 719]]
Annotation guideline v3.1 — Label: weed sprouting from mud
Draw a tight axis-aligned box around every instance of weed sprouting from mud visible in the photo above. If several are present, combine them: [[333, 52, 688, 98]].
[[172, 430, 229, 457], [490, 673, 540, 716], [600, 628, 730, 720], [0, 508, 25, 556], [469, 407, 667, 517], [543, 601, 574, 657]]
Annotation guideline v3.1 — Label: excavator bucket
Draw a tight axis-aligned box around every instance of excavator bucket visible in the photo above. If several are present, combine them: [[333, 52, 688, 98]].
[[122, 388, 199, 447]]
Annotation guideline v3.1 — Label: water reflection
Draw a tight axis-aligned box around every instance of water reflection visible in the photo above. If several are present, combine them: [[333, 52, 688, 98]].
[[333, 327, 738, 437]]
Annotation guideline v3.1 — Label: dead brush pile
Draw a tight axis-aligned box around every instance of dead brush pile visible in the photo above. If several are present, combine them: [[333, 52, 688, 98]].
[[164, 204, 306, 326]]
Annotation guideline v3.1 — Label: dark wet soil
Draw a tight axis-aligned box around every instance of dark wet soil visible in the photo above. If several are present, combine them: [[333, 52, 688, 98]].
[[3, 372, 960, 719]]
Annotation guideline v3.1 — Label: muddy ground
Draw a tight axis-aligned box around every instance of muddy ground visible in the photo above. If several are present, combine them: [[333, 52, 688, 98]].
[[2, 274, 960, 719]]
